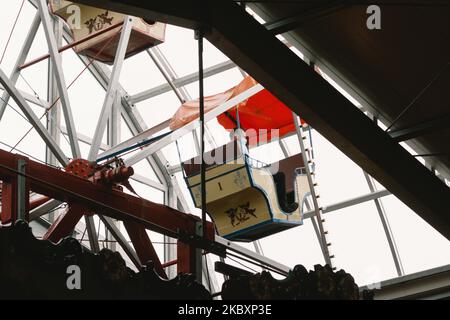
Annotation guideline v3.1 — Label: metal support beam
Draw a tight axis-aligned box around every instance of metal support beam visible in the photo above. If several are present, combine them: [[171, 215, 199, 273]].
[[389, 114, 450, 142], [0, 87, 50, 109], [0, 12, 41, 120], [99, 215, 142, 269], [37, 0, 81, 159], [164, 186, 178, 278], [104, 91, 122, 250], [263, 4, 347, 35], [0, 148, 215, 240], [43, 202, 86, 243], [303, 189, 391, 219], [0, 157, 29, 224], [58, 24, 170, 191], [61, 126, 110, 151], [123, 221, 167, 278], [364, 171, 404, 276], [119, 101, 170, 191], [46, 17, 63, 222], [0, 69, 69, 165], [176, 222, 203, 280], [215, 236, 290, 275], [29, 199, 62, 221], [177, 240, 198, 275], [88, 16, 133, 161], [97, 119, 170, 161], [147, 48, 187, 103], [108, 91, 122, 148], [63, 125, 166, 191], [360, 264, 450, 300], [293, 113, 333, 267], [305, 198, 328, 262], [123, 84, 263, 166], [365, 114, 404, 276], [73, 16, 131, 251], [128, 60, 236, 104], [41, 13, 171, 258], [16, 159, 28, 221], [84, 213, 100, 253]]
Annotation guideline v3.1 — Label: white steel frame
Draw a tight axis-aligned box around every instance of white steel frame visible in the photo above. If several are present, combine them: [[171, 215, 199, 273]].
[[0, 0, 410, 291]]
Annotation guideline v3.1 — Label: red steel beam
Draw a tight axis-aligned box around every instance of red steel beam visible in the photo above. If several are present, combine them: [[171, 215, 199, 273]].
[[162, 251, 208, 269], [19, 22, 124, 70], [29, 195, 51, 211], [43, 202, 88, 242], [0, 155, 30, 224], [177, 241, 198, 275], [1, 179, 18, 224], [124, 221, 167, 279], [0, 149, 214, 241]]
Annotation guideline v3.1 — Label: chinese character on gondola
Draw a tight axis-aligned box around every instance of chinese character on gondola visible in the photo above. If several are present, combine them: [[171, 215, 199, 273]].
[[85, 10, 114, 34], [226, 202, 257, 227]]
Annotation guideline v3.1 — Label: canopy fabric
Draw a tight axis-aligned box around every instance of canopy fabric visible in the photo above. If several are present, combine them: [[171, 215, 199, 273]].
[[169, 76, 303, 145]]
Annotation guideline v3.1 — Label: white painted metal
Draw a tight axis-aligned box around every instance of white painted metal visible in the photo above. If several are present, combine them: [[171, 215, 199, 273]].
[[215, 236, 291, 275], [364, 171, 404, 276], [303, 189, 391, 219], [128, 60, 236, 104], [88, 16, 133, 161], [293, 112, 333, 267], [0, 12, 41, 120], [124, 84, 264, 166], [37, 0, 81, 158], [0, 68, 69, 165]]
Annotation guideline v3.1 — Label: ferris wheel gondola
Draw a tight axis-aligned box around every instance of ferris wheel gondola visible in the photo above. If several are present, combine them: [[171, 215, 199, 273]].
[[49, 0, 166, 64], [170, 76, 313, 241]]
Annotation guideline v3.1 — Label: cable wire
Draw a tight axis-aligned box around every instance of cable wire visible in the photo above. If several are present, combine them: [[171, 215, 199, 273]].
[[18, 73, 40, 98], [0, 0, 26, 64], [0, 139, 62, 169], [385, 61, 450, 132]]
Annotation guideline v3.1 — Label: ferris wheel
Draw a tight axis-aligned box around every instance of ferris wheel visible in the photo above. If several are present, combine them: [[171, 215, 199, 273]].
[[0, 0, 411, 297]]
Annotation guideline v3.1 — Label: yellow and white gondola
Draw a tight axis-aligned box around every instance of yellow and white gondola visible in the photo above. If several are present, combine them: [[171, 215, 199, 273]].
[[182, 140, 310, 242]]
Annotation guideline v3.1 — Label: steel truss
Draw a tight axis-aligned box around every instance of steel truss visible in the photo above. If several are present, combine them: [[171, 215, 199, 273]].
[[0, 0, 424, 293]]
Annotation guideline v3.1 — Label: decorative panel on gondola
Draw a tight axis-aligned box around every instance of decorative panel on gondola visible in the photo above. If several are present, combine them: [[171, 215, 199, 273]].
[[49, 0, 166, 64]]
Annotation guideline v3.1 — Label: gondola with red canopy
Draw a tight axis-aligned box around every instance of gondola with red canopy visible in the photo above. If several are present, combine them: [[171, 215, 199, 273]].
[[171, 76, 311, 242]]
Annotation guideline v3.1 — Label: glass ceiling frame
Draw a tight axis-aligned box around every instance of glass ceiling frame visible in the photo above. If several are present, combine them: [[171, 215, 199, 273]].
[[1, 0, 432, 289]]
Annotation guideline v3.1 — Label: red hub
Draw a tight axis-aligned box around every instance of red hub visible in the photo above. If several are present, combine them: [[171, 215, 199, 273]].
[[64, 158, 135, 192], [65, 159, 96, 179]]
